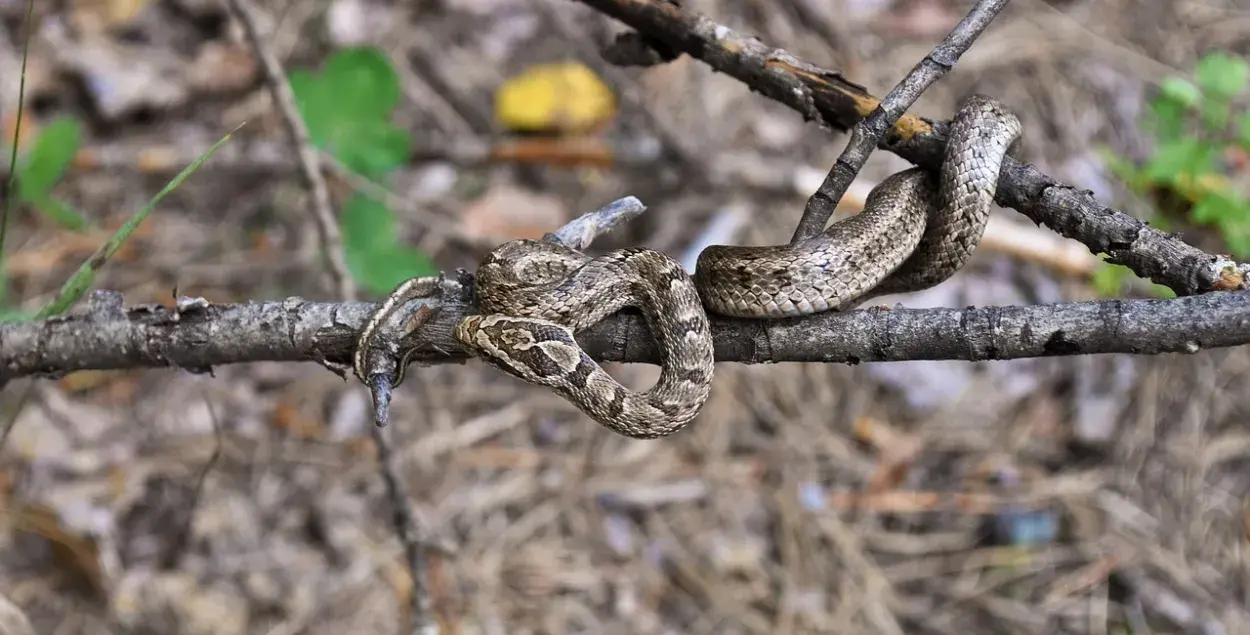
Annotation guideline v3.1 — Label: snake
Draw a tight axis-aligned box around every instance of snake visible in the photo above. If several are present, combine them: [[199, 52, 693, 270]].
[[367, 95, 1022, 439]]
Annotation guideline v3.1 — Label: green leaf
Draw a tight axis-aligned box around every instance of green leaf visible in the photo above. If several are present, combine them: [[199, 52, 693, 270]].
[[1189, 191, 1240, 224], [1195, 51, 1249, 100], [1238, 111, 1250, 149], [321, 46, 401, 122], [1150, 283, 1177, 299], [339, 194, 438, 294], [288, 48, 409, 179], [1201, 98, 1231, 133], [24, 191, 90, 231], [33, 126, 238, 320], [1147, 96, 1187, 141], [1090, 263, 1130, 298], [0, 307, 37, 324], [341, 193, 399, 253], [16, 118, 82, 197], [289, 69, 333, 147], [1100, 148, 1151, 193], [1224, 226, 1250, 258], [351, 245, 439, 295], [330, 121, 411, 180], [1159, 77, 1202, 109], [1143, 138, 1218, 183]]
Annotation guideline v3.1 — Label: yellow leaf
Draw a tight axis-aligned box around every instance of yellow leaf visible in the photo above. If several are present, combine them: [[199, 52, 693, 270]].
[[494, 62, 616, 133]]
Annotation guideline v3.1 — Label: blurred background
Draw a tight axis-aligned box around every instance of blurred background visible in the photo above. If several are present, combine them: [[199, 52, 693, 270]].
[[1, 0, 1249, 633]]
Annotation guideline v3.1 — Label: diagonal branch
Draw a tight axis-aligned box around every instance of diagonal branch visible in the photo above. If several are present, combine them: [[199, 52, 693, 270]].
[[3, 286, 1248, 382], [792, 0, 1010, 244], [573, 0, 1248, 297]]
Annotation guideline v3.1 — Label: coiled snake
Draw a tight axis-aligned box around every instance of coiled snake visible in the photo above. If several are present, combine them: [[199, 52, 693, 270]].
[[357, 95, 1022, 439]]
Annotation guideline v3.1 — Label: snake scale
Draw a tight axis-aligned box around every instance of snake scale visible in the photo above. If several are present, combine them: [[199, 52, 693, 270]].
[[378, 95, 1021, 439]]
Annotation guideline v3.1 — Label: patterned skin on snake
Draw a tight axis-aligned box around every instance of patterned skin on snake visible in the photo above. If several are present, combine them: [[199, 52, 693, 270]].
[[454, 94, 1021, 438], [454, 241, 714, 439], [695, 94, 1022, 317]]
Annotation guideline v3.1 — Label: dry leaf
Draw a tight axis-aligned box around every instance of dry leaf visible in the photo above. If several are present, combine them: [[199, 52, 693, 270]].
[[460, 184, 568, 241], [0, 501, 112, 594], [68, 0, 156, 33], [494, 62, 616, 134]]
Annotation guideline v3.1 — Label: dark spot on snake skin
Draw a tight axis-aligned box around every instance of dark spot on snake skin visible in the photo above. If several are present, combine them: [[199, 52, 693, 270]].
[[653, 400, 684, 418], [677, 366, 709, 385], [511, 346, 566, 378], [670, 317, 709, 337], [565, 356, 598, 390], [604, 386, 627, 419]]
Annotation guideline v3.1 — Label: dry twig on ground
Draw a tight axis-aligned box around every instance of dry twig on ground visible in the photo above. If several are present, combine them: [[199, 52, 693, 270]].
[[222, 0, 432, 630]]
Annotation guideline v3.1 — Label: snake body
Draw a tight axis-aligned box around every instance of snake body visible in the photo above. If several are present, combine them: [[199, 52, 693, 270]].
[[453, 95, 1022, 438]]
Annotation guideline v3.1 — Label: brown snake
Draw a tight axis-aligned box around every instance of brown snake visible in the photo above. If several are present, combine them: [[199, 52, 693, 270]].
[[358, 95, 1022, 439]]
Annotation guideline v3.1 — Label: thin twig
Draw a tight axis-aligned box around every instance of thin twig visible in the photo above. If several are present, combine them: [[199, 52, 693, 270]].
[[222, 2, 432, 630], [159, 385, 224, 569], [570, 0, 1249, 297], [371, 423, 438, 635], [223, 0, 355, 300], [790, 0, 1012, 244]]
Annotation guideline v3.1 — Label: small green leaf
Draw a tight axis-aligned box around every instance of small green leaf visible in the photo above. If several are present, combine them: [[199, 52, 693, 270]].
[[330, 121, 411, 179], [1195, 51, 1249, 100], [288, 48, 410, 179], [1090, 263, 1130, 298], [24, 191, 90, 231], [322, 46, 401, 122], [1201, 98, 1231, 133], [1143, 138, 1217, 183], [1150, 283, 1177, 299], [0, 308, 38, 324], [16, 118, 82, 196], [1189, 191, 1238, 224], [1147, 96, 1187, 141], [1238, 112, 1250, 149], [289, 69, 334, 147], [1100, 148, 1151, 193], [350, 245, 439, 295], [1159, 77, 1202, 109], [340, 194, 438, 294], [341, 193, 399, 253]]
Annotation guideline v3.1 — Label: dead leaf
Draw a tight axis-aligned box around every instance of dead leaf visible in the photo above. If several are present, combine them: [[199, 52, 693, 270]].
[[874, 0, 960, 38], [494, 62, 617, 134], [271, 400, 325, 439], [184, 42, 259, 95], [460, 184, 568, 241], [68, 0, 156, 33], [0, 501, 112, 594], [853, 416, 922, 493]]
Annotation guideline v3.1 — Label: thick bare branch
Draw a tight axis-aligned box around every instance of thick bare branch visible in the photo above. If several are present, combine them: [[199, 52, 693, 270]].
[[573, 0, 1249, 297], [3, 286, 1248, 381]]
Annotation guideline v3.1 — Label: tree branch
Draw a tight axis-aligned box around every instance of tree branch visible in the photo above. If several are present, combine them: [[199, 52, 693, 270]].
[[3, 285, 1248, 382], [575, 0, 1249, 296], [791, 0, 1010, 243]]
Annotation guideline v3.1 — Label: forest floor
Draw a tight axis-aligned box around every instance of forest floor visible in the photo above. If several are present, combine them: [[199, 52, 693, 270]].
[[1, 0, 1249, 633]]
